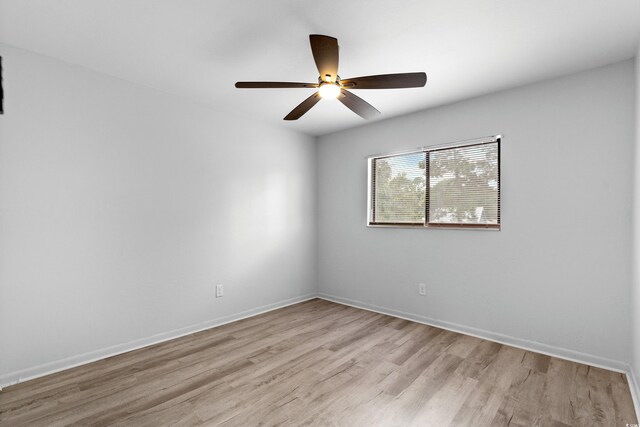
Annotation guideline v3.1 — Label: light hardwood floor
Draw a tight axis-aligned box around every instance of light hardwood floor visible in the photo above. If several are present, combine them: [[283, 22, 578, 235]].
[[0, 299, 636, 426]]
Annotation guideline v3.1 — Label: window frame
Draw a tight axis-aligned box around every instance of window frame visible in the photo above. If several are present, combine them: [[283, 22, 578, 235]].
[[367, 135, 501, 230]]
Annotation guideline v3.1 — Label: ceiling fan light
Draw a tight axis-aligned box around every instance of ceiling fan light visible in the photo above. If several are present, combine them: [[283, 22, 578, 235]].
[[319, 83, 340, 99]]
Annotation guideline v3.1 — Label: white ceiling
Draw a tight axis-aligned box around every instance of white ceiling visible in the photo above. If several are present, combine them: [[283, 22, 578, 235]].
[[1, 0, 639, 136]]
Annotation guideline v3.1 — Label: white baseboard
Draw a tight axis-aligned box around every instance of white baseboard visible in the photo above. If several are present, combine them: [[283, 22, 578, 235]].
[[0, 293, 317, 389], [317, 293, 629, 373], [628, 365, 640, 422]]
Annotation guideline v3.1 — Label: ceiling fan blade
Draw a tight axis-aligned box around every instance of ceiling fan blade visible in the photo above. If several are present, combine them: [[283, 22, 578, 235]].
[[341, 72, 427, 89], [338, 89, 380, 120], [236, 82, 318, 89], [284, 92, 322, 120], [309, 35, 339, 82]]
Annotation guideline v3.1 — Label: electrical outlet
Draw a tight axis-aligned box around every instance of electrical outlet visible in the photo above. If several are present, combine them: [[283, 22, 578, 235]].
[[418, 283, 427, 296], [216, 284, 224, 298]]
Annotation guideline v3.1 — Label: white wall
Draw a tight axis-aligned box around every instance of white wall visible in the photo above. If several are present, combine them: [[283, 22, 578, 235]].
[[0, 44, 317, 385], [317, 60, 636, 367], [631, 48, 640, 405]]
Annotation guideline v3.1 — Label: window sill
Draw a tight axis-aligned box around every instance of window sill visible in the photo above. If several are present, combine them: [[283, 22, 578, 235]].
[[367, 222, 500, 230]]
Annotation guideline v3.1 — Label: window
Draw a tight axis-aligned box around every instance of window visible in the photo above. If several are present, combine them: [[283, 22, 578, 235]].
[[368, 136, 500, 229], [372, 151, 426, 225]]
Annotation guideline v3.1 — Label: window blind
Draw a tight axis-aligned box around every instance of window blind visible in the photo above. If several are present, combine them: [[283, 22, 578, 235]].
[[368, 137, 500, 229], [372, 151, 426, 224], [428, 142, 499, 227]]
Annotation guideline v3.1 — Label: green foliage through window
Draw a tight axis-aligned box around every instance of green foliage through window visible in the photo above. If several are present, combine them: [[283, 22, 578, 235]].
[[373, 152, 426, 224]]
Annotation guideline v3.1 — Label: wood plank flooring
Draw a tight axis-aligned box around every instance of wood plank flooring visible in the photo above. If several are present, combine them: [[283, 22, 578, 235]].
[[0, 299, 636, 426]]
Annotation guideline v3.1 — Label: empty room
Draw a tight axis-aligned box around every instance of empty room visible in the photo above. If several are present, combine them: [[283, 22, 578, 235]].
[[1, 1, 640, 425]]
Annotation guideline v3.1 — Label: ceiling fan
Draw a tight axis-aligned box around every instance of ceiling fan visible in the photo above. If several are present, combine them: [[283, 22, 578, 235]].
[[235, 35, 427, 121]]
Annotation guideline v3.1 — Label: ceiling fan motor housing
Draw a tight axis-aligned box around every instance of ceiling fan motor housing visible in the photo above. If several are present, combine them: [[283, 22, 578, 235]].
[[319, 75, 341, 85]]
